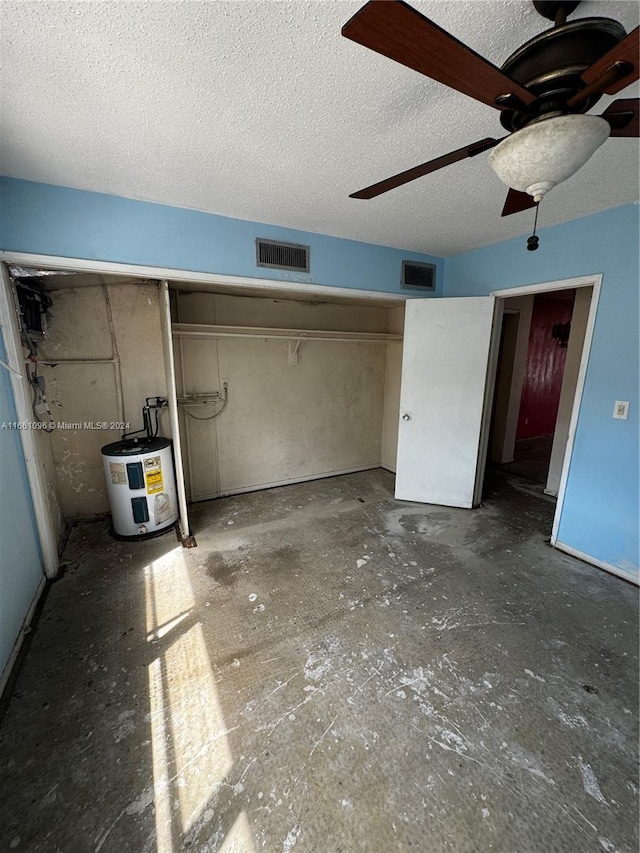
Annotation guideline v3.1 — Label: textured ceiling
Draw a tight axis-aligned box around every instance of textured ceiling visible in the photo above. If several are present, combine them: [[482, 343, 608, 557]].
[[1, 0, 638, 256]]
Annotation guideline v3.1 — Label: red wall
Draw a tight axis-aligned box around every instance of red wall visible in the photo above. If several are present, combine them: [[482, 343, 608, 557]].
[[516, 292, 575, 441]]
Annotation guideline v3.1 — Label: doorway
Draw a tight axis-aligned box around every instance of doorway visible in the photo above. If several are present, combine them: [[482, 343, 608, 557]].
[[485, 281, 595, 514]]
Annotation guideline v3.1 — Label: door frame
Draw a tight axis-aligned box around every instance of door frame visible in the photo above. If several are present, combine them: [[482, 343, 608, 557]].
[[488, 274, 602, 548], [0, 264, 59, 577], [0, 251, 407, 555]]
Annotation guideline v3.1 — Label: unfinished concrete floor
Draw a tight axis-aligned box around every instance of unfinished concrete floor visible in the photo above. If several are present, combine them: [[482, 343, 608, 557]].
[[0, 469, 638, 853]]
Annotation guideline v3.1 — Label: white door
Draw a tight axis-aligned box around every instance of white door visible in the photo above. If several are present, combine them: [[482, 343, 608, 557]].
[[395, 297, 499, 508]]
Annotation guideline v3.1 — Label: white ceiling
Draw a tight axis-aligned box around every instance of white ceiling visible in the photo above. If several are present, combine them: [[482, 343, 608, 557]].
[[1, 0, 638, 256]]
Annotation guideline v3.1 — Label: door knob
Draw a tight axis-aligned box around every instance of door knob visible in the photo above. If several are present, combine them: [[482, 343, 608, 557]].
[[402, 413, 411, 421]]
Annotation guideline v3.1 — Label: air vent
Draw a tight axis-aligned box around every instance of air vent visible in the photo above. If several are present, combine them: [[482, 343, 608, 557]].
[[401, 261, 436, 292], [256, 239, 310, 272]]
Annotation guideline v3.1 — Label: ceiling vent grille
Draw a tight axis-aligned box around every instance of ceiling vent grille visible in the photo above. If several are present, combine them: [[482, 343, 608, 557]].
[[401, 261, 436, 292], [256, 239, 310, 272]]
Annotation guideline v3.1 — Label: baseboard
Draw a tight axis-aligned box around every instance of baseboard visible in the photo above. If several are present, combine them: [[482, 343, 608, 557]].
[[0, 575, 47, 700], [554, 541, 639, 586], [215, 464, 382, 499], [381, 464, 396, 474]]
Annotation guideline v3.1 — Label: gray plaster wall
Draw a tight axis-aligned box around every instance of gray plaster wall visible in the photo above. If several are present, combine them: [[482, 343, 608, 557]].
[[546, 287, 591, 496], [31, 425, 64, 545], [173, 291, 393, 500], [39, 276, 166, 519]]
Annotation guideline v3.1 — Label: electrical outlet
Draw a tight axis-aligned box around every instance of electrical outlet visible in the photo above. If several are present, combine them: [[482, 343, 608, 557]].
[[613, 400, 629, 420]]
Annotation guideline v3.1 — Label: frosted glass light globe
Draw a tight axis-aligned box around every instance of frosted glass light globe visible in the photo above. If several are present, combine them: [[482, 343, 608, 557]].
[[489, 114, 611, 202]]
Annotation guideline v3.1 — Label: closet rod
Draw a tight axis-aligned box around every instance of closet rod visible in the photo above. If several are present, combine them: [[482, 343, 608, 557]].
[[172, 323, 402, 344]]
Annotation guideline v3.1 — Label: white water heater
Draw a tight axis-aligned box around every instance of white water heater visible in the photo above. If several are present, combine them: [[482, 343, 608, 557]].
[[101, 436, 178, 538]]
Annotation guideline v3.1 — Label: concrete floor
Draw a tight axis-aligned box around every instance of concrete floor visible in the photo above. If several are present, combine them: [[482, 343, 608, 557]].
[[502, 436, 555, 485], [0, 469, 638, 853]]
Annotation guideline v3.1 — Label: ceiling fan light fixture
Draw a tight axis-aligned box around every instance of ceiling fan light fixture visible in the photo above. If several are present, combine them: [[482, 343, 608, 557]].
[[488, 113, 611, 202]]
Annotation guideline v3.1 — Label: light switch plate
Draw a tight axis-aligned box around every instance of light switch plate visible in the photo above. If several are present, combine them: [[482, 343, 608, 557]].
[[613, 401, 629, 420]]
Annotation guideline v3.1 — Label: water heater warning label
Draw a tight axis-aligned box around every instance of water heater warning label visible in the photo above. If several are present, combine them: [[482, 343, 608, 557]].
[[144, 456, 164, 494], [109, 462, 127, 485]]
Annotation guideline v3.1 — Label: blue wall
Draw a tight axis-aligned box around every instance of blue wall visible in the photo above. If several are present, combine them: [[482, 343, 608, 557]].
[[0, 178, 443, 295], [0, 176, 636, 577], [445, 204, 639, 576], [0, 333, 43, 678]]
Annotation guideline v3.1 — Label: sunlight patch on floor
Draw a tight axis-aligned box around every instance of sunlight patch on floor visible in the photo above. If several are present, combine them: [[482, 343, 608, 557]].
[[218, 811, 256, 853], [148, 655, 173, 853], [145, 547, 237, 848]]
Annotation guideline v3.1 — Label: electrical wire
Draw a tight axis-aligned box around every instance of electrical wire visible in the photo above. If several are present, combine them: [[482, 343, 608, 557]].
[[29, 363, 54, 432], [178, 382, 229, 421], [122, 398, 167, 440], [144, 402, 160, 436], [0, 356, 23, 380]]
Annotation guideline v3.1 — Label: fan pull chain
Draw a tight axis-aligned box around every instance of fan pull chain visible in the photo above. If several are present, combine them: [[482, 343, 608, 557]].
[[527, 202, 540, 251]]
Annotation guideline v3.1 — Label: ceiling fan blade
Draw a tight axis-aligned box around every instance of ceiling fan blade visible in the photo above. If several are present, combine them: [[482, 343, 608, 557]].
[[501, 189, 537, 218], [601, 98, 639, 138], [342, 0, 535, 111], [350, 137, 502, 199], [580, 26, 639, 95]]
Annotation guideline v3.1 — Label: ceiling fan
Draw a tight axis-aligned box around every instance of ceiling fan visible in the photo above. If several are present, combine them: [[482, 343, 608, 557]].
[[342, 0, 639, 217]]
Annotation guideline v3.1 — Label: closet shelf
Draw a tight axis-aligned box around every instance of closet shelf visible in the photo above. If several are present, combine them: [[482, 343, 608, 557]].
[[171, 323, 402, 344]]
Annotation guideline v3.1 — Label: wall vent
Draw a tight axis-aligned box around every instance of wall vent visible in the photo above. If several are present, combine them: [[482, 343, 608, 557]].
[[256, 239, 310, 272], [401, 261, 436, 292]]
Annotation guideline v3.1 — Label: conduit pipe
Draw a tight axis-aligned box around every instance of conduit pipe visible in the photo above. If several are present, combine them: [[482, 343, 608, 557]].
[[102, 284, 125, 428], [30, 357, 118, 365]]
